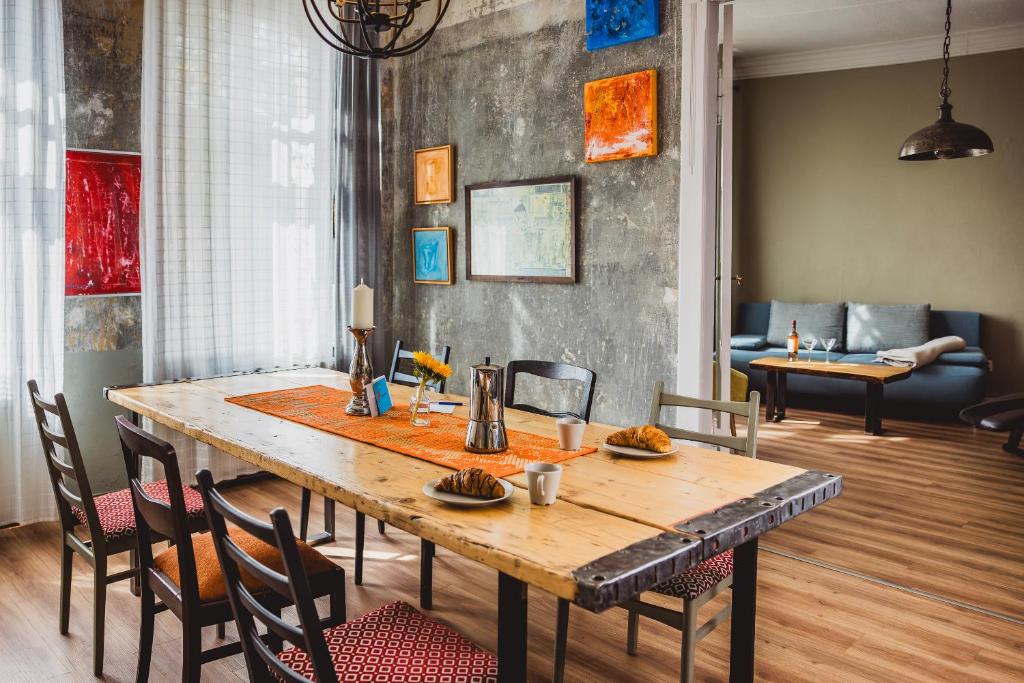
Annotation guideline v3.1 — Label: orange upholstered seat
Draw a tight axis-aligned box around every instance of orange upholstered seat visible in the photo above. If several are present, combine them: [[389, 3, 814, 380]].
[[153, 528, 337, 603]]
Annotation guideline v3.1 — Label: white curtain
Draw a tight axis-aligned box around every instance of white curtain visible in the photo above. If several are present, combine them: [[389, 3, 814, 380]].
[[0, 0, 65, 525], [141, 0, 338, 482]]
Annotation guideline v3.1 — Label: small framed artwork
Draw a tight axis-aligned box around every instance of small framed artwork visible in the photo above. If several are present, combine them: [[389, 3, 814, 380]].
[[465, 176, 577, 284], [586, 0, 660, 51], [414, 144, 454, 205], [412, 226, 454, 285], [584, 69, 657, 163]]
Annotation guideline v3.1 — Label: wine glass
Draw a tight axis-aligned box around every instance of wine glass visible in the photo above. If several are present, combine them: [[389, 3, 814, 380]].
[[803, 336, 817, 362], [822, 337, 837, 364]]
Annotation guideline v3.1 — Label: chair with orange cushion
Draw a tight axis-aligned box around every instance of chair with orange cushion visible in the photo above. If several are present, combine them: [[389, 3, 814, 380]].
[[26, 380, 208, 676], [115, 416, 346, 683], [197, 468, 497, 683]]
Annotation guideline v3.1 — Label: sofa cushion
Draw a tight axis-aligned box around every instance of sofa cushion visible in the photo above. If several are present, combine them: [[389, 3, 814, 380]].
[[936, 346, 988, 368], [846, 302, 930, 353], [731, 334, 767, 350], [767, 301, 846, 351]]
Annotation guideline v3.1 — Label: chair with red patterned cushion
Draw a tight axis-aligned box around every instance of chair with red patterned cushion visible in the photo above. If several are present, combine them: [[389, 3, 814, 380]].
[[26, 380, 207, 676], [552, 381, 760, 683], [197, 468, 497, 683], [116, 417, 345, 683]]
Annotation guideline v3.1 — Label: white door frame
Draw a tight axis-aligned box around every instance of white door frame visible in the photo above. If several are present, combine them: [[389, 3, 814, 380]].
[[676, 0, 733, 433]]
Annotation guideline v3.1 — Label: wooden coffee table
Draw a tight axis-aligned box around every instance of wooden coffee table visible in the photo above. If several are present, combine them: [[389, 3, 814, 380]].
[[749, 357, 912, 435]]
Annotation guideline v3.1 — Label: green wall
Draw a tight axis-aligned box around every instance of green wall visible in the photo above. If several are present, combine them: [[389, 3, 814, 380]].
[[735, 48, 1024, 395]]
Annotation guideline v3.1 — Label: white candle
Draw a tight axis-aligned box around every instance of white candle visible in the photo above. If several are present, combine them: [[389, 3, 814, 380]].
[[352, 279, 374, 329]]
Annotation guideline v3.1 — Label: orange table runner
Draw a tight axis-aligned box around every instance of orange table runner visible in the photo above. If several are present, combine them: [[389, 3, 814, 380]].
[[225, 385, 595, 478]]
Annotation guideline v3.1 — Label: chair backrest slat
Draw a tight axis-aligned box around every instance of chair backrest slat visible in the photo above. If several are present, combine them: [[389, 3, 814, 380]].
[[198, 469, 340, 683], [56, 480, 84, 508], [115, 415, 201, 602], [26, 380, 98, 536], [388, 339, 452, 392], [505, 360, 597, 423], [648, 380, 760, 458]]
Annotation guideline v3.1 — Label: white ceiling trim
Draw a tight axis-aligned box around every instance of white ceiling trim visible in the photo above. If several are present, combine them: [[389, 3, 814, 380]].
[[735, 22, 1024, 80]]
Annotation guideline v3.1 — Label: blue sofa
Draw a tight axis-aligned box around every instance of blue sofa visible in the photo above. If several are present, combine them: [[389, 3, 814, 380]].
[[731, 302, 989, 412]]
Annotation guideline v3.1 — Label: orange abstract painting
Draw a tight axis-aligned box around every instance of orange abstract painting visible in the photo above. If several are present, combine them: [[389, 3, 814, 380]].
[[584, 69, 658, 163], [414, 144, 454, 204]]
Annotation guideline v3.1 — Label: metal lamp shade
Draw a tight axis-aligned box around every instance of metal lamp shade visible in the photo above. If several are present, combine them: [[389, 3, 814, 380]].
[[899, 103, 995, 161]]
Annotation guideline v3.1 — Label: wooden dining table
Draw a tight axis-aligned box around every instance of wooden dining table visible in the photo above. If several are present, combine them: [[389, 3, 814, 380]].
[[105, 367, 842, 683]]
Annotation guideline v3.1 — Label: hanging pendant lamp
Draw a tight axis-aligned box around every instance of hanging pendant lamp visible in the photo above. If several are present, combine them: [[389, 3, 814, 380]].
[[303, 0, 450, 59], [898, 0, 994, 161]]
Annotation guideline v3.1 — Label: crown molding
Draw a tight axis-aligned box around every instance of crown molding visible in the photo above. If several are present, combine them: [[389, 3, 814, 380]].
[[735, 22, 1024, 80]]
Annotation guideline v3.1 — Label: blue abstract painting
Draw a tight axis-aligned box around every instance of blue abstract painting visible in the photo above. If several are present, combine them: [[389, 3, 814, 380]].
[[586, 0, 660, 51], [413, 227, 452, 284]]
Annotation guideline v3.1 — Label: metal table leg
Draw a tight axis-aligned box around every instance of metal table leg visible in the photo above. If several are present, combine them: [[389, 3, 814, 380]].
[[774, 372, 788, 422], [729, 538, 758, 683], [764, 371, 777, 421], [498, 572, 528, 683]]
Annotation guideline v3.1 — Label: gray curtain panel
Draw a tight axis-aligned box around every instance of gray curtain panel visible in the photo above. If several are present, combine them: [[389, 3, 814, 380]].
[[335, 54, 387, 370], [766, 301, 847, 350]]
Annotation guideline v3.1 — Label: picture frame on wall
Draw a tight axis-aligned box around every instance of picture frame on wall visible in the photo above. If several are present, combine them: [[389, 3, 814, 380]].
[[412, 226, 454, 285], [465, 176, 577, 284], [413, 144, 454, 204]]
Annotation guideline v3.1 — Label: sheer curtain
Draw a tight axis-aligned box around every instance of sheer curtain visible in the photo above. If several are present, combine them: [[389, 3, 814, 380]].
[[141, 0, 338, 482], [0, 0, 65, 525]]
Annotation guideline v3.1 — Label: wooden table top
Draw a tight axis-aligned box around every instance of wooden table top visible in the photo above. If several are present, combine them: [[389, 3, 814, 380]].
[[749, 356, 912, 383], [105, 367, 842, 611]]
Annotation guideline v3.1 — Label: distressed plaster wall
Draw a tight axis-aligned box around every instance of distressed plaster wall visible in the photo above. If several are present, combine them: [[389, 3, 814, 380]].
[[62, 0, 144, 492], [382, 0, 681, 425]]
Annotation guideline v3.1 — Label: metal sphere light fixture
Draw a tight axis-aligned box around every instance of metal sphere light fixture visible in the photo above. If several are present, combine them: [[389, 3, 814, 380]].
[[303, 0, 450, 59], [898, 0, 994, 161]]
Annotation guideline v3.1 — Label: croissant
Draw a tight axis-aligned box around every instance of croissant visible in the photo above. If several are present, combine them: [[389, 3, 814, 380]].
[[606, 425, 673, 453], [435, 468, 504, 499]]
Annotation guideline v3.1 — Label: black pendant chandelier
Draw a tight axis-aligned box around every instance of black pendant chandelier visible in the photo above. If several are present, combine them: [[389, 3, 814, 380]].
[[303, 0, 450, 59], [898, 0, 994, 161]]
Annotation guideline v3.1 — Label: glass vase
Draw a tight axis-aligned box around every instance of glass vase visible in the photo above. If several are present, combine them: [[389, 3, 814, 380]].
[[410, 379, 430, 427]]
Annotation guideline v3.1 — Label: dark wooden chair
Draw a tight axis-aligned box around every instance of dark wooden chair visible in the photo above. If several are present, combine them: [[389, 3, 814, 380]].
[[196, 468, 496, 683], [504, 359, 597, 422], [552, 381, 761, 683], [497, 360, 596, 682], [116, 417, 345, 682], [300, 339, 452, 590], [26, 380, 202, 676]]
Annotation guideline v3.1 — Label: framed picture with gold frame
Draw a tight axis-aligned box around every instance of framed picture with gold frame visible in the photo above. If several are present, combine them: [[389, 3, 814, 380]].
[[412, 226, 454, 285], [414, 145, 454, 205]]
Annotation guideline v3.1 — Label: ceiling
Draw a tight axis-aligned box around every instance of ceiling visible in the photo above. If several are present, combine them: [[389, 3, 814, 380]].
[[733, 0, 1024, 58]]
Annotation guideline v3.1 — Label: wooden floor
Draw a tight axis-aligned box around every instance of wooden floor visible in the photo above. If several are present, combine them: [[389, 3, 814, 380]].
[[0, 408, 1021, 682]]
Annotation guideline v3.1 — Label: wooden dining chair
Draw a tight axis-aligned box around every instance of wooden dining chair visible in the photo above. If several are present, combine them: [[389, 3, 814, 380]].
[[117, 417, 345, 682], [552, 381, 760, 683], [504, 359, 597, 422], [26, 380, 205, 676], [306, 338, 452, 592], [197, 469, 497, 683]]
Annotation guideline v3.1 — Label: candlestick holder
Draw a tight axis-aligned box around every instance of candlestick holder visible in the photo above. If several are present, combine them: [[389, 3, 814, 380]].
[[346, 326, 375, 416]]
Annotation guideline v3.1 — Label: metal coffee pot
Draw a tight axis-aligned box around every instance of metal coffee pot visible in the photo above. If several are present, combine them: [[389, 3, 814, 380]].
[[464, 357, 509, 454]]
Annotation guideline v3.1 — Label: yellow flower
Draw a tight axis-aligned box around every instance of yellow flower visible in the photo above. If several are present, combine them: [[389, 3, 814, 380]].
[[412, 351, 452, 381]]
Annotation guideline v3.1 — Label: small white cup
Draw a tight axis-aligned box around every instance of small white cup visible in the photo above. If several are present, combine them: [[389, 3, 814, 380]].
[[525, 462, 563, 506], [556, 417, 586, 451]]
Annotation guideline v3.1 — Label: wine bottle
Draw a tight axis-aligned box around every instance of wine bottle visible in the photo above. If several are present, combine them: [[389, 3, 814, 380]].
[[787, 320, 799, 362]]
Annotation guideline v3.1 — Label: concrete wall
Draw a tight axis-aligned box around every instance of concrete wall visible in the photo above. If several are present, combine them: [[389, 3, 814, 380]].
[[62, 0, 144, 492], [734, 49, 1024, 395], [381, 0, 682, 426]]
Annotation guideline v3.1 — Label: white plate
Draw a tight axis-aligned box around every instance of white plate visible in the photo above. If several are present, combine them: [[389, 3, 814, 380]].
[[604, 443, 678, 459], [422, 478, 515, 507]]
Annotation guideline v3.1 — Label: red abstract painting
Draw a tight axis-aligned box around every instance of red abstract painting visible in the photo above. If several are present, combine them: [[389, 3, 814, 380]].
[[65, 150, 141, 295]]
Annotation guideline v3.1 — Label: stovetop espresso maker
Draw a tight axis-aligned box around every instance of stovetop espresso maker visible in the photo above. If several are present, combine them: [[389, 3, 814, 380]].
[[464, 357, 508, 454]]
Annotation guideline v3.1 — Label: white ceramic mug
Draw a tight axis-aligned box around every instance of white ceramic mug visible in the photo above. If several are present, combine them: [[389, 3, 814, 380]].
[[525, 462, 562, 506], [556, 417, 586, 450]]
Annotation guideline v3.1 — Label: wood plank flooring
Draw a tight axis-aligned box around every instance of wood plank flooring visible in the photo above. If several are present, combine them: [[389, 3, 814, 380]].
[[0, 409, 1021, 682]]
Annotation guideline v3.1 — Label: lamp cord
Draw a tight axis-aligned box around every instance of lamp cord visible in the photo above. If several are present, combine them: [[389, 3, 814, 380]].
[[940, 0, 952, 101]]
